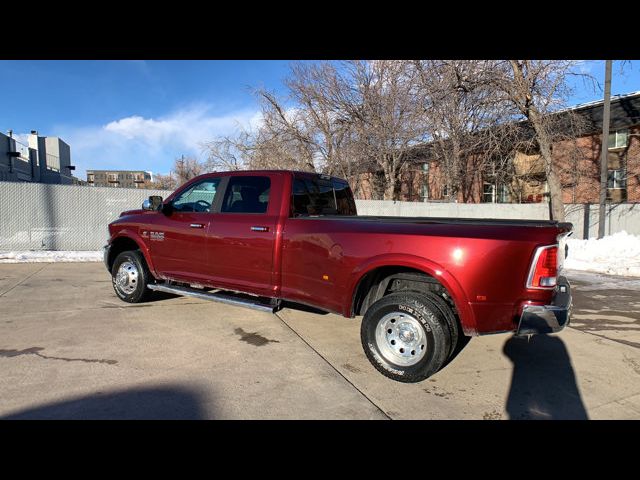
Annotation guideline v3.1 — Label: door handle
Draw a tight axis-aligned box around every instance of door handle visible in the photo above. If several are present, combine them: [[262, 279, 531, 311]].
[[190, 223, 205, 229], [251, 226, 269, 232]]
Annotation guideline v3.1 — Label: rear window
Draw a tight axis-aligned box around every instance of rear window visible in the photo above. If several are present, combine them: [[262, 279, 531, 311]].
[[291, 175, 357, 217]]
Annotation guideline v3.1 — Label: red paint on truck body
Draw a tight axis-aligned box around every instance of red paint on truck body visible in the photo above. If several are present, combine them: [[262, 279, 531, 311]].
[[107, 170, 571, 335]]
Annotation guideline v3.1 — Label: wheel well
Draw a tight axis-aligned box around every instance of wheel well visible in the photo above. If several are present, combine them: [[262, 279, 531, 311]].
[[352, 267, 458, 318], [107, 237, 141, 271]]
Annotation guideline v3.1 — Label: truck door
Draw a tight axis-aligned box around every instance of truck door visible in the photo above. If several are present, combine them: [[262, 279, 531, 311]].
[[207, 174, 279, 297], [150, 176, 222, 282]]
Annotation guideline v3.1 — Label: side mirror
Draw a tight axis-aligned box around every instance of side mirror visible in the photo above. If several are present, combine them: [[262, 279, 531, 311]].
[[142, 195, 163, 211]]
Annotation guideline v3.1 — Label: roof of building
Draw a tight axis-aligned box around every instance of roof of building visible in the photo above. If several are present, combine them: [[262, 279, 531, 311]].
[[86, 169, 151, 174], [563, 90, 640, 131]]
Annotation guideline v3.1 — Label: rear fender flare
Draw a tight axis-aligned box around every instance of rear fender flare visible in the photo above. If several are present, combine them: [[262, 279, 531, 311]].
[[346, 253, 477, 335]]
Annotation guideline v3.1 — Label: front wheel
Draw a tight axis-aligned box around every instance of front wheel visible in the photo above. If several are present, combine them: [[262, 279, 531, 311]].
[[360, 292, 452, 383], [111, 250, 153, 303]]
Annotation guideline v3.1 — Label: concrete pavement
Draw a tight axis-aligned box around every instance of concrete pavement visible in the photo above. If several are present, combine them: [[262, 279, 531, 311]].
[[1, 263, 639, 419]]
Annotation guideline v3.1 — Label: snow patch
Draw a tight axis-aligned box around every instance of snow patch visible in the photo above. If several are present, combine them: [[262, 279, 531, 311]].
[[565, 231, 640, 277], [0, 251, 103, 263]]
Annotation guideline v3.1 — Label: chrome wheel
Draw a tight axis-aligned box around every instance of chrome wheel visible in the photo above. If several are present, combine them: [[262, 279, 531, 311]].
[[114, 261, 139, 295], [375, 311, 427, 366]]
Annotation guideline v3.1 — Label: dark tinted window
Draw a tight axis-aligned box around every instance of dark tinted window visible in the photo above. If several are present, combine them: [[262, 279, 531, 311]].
[[333, 180, 357, 216], [291, 175, 356, 216], [221, 176, 271, 214]]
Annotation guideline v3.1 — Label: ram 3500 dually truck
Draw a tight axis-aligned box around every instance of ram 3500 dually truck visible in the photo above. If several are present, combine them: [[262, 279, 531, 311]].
[[104, 170, 572, 382]]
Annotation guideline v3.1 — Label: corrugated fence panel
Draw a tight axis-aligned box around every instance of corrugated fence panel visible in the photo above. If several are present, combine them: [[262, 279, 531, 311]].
[[0, 182, 172, 250], [355, 200, 550, 220], [1, 182, 639, 251]]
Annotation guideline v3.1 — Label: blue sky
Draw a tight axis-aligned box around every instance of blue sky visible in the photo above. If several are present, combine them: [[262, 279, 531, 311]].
[[0, 60, 638, 179]]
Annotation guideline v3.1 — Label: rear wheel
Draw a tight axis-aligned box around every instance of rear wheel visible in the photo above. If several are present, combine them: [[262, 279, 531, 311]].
[[361, 292, 452, 383], [111, 250, 153, 303]]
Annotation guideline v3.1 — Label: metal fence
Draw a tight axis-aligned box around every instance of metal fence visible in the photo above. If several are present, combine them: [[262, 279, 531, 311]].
[[1, 181, 638, 251], [356, 200, 640, 238], [355, 200, 551, 220], [0, 182, 172, 251]]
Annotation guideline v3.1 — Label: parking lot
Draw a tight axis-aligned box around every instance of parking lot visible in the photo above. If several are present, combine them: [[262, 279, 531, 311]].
[[1, 262, 639, 419]]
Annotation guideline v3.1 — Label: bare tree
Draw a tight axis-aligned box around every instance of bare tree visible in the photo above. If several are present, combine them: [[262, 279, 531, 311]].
[[488, 60, 584, 220], [200, 59, 590, 209], [338, 60, 430, 199], [203, 130, 252, 172], [173, 155, 204, 186], [281, 62, 365, 192], [145, 173, 177, 190], [229, 61, 430, 200], [414, 60, 515, 202]]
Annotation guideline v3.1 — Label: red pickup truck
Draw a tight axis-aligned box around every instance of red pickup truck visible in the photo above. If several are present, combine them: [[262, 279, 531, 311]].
[[104, 170, 572, 382]]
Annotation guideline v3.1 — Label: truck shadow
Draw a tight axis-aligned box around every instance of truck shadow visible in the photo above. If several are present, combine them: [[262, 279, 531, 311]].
[[502, 335, 589, 420], [280, 301, 329, 315], [0, 386, 208, 420]]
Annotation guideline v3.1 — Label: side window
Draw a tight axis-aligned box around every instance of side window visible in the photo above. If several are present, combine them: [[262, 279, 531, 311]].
[[172, 178, 221, 213], [291, 176, 356, 216], [221, 176, 271, 214], [292, 178, 336, 215], [291, 178, 312, 215], [332, 179, 357, 216]]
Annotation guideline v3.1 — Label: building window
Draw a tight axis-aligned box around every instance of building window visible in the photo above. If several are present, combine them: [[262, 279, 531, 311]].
[[46, 153, 60, 172], [608, 129, 629, 150], [607, 169, 626, 189], [419, 163, 429, 201], [482, 182, 509, 203], [108, 173, 118, 183], [420, 184, 429, 202], [482, 183, 494, 203], [498, 183, 510, 203]]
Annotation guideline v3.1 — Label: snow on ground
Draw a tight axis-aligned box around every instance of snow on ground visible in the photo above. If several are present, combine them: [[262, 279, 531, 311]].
[[0, 251, 102, 263], [565, 231, 640, 277]]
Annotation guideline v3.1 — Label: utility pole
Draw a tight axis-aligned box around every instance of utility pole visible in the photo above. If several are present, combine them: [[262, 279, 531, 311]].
[[598, 60, 612, 239]]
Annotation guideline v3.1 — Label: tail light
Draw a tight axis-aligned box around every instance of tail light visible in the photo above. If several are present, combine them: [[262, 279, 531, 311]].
[[527, 245, 558, 289]]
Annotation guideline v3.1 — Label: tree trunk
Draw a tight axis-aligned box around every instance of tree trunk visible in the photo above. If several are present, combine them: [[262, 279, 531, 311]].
[[383, 167, 402, 200], [383, 172, 399, 200], [529, 111, 566, 222]]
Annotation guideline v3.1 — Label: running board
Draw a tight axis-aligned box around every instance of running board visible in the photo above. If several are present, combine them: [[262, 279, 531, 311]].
[[148, 283, 276, 313]]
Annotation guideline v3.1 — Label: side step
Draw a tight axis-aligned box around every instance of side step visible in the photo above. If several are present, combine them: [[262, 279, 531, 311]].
[[148, 283, 276, 313]]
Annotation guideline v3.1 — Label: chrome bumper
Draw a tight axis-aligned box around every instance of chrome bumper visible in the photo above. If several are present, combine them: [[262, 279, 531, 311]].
[[516, 276, 572, 336]]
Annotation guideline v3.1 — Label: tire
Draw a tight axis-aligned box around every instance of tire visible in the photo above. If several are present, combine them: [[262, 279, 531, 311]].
[[413, 290, 460, 359], [360, 292, 452, 383], [111, 250, 153, 303]]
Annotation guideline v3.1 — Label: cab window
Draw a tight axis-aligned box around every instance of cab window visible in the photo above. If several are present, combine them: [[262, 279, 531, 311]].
[[221, 176, 271, 214], [172, 178, 221, 212], [291, 175, 356, 216]]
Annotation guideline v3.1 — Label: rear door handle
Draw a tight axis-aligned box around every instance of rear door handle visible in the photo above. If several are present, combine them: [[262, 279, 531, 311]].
[[190, 223, 205, 229], [251, 226, 269, 232]]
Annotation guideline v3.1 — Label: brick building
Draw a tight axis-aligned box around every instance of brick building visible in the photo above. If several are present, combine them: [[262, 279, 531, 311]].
[[357, 91, 640, 204], [86, 170, 152, 188]]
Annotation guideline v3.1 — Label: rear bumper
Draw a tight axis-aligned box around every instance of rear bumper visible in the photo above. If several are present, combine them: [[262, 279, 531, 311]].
[[516, 276, 572, 336]]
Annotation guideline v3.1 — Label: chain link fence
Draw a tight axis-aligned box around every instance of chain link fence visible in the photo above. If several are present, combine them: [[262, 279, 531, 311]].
[[1, 181, 638, 251], [0, 182, 172, 250], [355, 199, 550, 219]]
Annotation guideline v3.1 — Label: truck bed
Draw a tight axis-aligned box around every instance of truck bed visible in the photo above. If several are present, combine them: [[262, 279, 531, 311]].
[[298, 214, 572, 230]]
